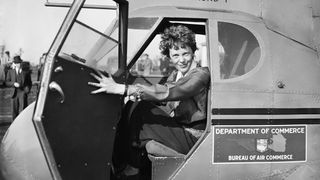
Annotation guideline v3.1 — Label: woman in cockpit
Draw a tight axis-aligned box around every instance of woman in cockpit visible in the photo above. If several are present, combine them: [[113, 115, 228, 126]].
[[88, 25, 210, 179]]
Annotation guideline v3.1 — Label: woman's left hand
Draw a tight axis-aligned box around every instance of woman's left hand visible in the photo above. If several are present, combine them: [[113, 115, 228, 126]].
[[88, 72, 125, 95]]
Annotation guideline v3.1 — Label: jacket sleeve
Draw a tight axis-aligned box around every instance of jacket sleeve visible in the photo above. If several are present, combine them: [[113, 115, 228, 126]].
[[135, 68, 210, 102], [5, 70, 14, 87], [23, 71, 32, 93]]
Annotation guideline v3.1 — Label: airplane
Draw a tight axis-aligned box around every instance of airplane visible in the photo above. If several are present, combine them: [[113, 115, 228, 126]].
[[1, 0, 320, 179]]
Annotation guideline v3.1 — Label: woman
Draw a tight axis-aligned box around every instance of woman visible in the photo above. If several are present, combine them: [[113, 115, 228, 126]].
[[89, 25, 210, 178]]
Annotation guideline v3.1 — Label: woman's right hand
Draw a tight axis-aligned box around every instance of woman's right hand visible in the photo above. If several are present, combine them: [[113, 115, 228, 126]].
[[88, 72, 125, 95]]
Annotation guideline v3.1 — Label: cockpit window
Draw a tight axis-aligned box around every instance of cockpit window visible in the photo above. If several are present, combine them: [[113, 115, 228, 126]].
[[58, 10, 159, 74], [59, 20, 119, 72], [58, 5, 119, 74], [130, 33, 206, 77], [129, 20, 207, 77], [218, 22, 261, 79]]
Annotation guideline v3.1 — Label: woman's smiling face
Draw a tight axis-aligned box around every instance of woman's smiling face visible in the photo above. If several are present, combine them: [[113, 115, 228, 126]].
[[169, 44, 194, 75]]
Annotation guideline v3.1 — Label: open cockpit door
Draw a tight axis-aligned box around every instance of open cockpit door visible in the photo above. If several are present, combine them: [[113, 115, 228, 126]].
[[33, 0, 128, 179]]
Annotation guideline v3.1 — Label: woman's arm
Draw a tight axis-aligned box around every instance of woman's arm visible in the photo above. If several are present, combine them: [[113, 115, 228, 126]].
[[88, 67, 210, 102], [135, 67, 210, 101]]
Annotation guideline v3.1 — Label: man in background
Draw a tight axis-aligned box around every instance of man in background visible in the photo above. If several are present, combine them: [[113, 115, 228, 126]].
[[1, 51, 11, 65], [139, 53, 153, 75], [5, 56, 32, 120], [0, 51, 11, 84]]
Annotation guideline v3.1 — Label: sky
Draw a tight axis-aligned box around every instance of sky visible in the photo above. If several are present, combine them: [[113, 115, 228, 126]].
[[0, 0, 68, 65], [0, 0, 120, 65]]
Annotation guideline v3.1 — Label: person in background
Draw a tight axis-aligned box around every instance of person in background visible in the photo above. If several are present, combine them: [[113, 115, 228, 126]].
[[37, 52, 47, 82], [1, 51, 10, 65], [140, 53, 153, 75], [159, 56, 173, 76], [89, 25, 210, 179], [0, 51, 11, 83], [5, 55, 32, 120], [0, 65, 4, 85], [0, 61, 5, 85]]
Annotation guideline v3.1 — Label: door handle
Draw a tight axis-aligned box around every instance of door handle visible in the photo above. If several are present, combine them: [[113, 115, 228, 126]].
[[54, 66, 63, 73], [49, 81, 65, 103]]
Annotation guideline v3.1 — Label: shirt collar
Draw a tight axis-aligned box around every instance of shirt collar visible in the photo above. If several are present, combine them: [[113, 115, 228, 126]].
[[175, 61, 198, 82], [15, 67, 21, 74]]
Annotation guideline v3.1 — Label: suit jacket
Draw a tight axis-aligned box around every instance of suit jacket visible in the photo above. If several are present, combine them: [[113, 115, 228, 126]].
[[134, 67, 210, 124], [5, 68, 32, 98]]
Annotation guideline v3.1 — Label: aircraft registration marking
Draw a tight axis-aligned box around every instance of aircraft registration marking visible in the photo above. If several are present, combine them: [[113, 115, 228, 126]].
[[212, 125, 306, 164]]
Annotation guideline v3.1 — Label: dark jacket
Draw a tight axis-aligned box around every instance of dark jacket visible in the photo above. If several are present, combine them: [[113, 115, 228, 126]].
[[5, 68, 32, 98], [135, 67, 210, 124]]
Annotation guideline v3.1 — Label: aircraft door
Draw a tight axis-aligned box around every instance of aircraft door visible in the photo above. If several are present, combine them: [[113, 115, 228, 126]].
[[33, 0, 128, 179], [41, 58, 122, 179]]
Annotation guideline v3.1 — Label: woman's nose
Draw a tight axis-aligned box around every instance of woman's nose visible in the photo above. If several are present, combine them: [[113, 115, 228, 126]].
[[178, 56, 185, 63]]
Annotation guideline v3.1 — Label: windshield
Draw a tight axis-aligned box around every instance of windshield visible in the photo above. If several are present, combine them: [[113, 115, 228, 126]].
[[58, 9, 159, 74]]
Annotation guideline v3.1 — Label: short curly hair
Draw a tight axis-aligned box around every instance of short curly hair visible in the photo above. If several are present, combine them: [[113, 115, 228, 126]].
[[159, 25, 197, 58]]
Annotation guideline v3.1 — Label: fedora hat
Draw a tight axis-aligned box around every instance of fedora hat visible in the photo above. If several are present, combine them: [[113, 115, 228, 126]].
[[13, 55, 22, 64]]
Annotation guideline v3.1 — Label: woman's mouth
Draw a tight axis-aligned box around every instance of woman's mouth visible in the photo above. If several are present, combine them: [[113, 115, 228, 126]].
[[178, 64, 188, 68]]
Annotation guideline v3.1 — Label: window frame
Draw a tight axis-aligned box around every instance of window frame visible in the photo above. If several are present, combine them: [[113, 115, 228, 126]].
[[211, 18, 265, 83], [127, 17, 209, 77]]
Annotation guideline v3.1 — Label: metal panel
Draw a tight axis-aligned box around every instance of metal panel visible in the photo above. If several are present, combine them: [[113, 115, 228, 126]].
[[148, 156, 184, 180], [267, 125, 320, 179], [173, 131, 274, 180], [312, 0, 320, 17], [212, 17, 273, 109], [128, 0, 261, 17], [172, 133, 214, 180], [172, 125, 320, 180], [268, 29, 320, 108], [0, 103, 52, 180], [262, 0, 314, 49], [312, 12, 320, 56]]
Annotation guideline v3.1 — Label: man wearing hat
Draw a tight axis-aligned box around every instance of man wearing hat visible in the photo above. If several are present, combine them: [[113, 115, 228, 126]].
[[5, 55, 32, 120]]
